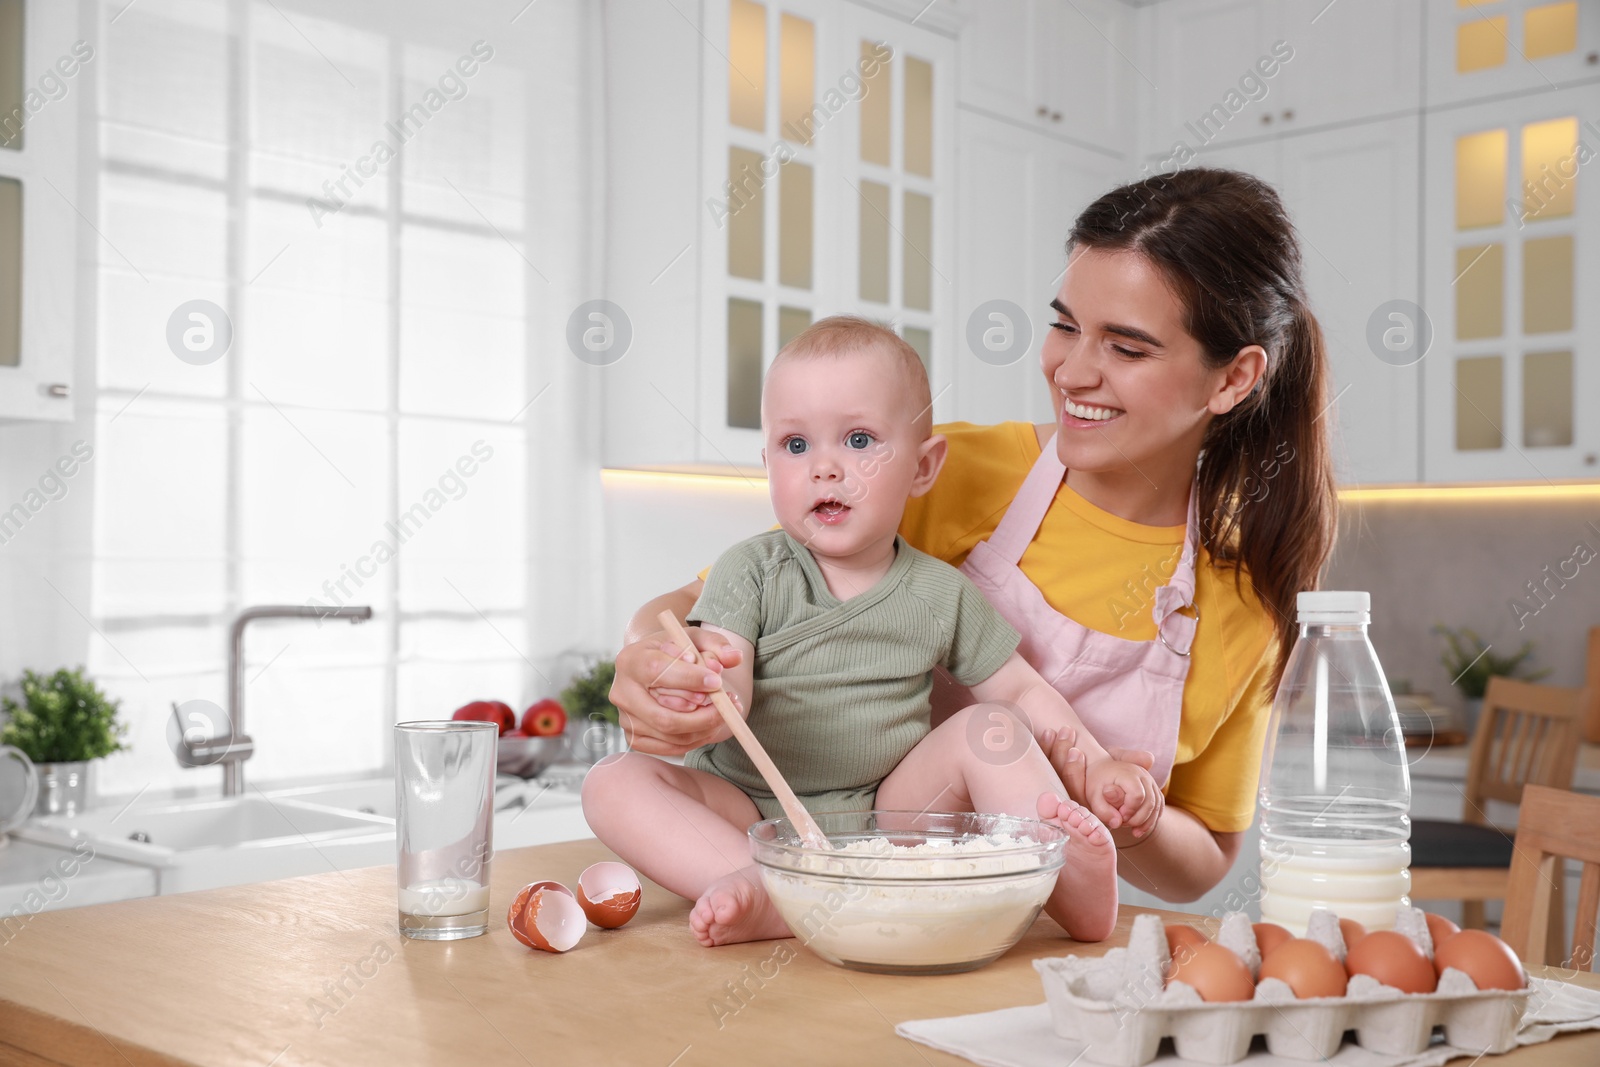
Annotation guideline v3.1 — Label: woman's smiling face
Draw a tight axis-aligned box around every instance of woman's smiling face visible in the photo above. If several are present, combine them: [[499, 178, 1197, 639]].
[[1040, 246, 1241, 484]]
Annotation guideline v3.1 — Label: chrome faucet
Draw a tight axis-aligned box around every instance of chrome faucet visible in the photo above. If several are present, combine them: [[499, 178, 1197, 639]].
[[175, 605, 374, 796]]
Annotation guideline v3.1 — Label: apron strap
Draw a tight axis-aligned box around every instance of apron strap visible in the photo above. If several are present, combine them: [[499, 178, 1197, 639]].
[[987, 440, 1066, 564], [1153, 481, 1202, 654]]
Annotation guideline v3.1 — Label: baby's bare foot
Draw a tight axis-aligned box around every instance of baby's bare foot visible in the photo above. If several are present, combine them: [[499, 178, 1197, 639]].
[[689, 869, 793, 947], [1035, 792, 1118, 943]]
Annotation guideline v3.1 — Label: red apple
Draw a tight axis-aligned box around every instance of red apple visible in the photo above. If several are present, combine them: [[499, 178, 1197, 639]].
[[522, 698, 567, 737], [452, 700, 516, 736]]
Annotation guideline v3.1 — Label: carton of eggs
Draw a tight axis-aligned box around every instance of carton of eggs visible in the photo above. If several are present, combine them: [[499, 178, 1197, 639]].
[[506, 862, 643, 953], [1035, 908, 1533, 1065]]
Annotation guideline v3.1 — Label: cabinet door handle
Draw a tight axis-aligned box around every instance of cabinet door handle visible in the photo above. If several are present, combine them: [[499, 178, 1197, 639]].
[[1282, 109, 1295, 121], [1037, 105, 1049, 117], [1050, 111, 1061, 122], [46, 383, 69, 398], [1261, 114, 1273, 125]]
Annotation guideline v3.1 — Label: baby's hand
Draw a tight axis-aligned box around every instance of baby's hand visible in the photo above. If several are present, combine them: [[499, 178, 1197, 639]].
[[647, 682, 743, 717], [1084, 759, 1163, 837], [1038, 727, 1161, 837], [648, 630, 742, 713]]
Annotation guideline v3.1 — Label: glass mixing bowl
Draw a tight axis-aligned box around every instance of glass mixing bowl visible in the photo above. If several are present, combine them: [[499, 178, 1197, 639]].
[[749, 810, 1067, 975]]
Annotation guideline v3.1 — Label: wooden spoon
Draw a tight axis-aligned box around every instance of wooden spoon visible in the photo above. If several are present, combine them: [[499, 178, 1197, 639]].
[[656, 611, 831, 850]]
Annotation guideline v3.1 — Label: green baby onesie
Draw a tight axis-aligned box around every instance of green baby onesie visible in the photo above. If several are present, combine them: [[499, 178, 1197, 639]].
[[683, 529, 1020, 820]]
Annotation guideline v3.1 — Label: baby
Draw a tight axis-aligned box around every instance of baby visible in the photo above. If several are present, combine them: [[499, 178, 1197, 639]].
[[581, 316, 1160, 947]]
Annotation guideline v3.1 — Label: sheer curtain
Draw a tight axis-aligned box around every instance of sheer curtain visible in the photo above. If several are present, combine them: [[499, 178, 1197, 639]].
[[79, 0, 606, 800]]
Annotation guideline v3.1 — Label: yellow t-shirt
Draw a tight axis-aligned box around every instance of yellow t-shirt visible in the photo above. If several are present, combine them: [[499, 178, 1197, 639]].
[[897, 422, 1278, 833]]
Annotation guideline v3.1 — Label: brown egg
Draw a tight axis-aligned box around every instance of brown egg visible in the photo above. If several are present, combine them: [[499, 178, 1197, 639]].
[[1253, 922, 1293, 959], [1345, 930, 1437, 993], [1169, 942, 1256, 1002], [1434, 929, 1526, 990], [507, 886, 586, 952], [1423, 911, 1461, 949], [1338, 917, 1368, 950], [576, 861, 643, 929], [1259, 938, 1348, 999], [1165, 923, 1209, 960]]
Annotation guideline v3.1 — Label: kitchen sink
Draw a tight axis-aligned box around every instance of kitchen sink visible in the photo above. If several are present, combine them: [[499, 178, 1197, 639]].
[[14, 769, 596, 900], [263, 772, 595, 850], [14, 793, 396, 896], [265, 777, 395, 818]]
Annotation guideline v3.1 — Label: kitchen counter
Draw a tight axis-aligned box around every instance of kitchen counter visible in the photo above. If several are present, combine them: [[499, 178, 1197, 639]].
[[1411, 739, 1600, 794], [2, 837, 1597, 1066], [0, 838, 157, 923]]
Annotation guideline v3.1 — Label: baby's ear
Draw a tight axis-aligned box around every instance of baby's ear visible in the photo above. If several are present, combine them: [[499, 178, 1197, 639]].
[[908, 433, 948, 496]]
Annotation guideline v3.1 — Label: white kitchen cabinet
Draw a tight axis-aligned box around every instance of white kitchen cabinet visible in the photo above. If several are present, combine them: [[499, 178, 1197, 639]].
[[0, 0, 79, 422], [1273, 0, 1422, 132], [1276, 119, 1423, 487], [602, 0, 956, 474], [1149, 116, 1423, 486], [1425, 0, 1600, 110], [953, 110, 1124, 427], [1421, 86, 1600, 482], [1143, 0, 1419, 157], [954, 0, 1133, 156]]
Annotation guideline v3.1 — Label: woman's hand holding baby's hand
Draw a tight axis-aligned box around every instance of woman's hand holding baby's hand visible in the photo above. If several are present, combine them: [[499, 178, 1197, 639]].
[[611, 626, 745, 756], [1084, 760, 1163, 838], [1039, 726, 1163, 839]]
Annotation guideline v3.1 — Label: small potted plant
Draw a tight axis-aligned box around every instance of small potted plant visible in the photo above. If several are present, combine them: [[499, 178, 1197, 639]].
[[0, 667, 127, 816], [1434, 625, 1550, 733], [560, 659, 625, 764]]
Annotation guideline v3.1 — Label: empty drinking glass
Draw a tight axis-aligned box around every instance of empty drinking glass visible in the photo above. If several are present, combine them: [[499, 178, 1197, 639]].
[[394, 720, 497, 940]]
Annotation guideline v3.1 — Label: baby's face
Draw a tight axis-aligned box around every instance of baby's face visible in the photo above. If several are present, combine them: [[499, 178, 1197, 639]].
[[762, 348, 931, 564]]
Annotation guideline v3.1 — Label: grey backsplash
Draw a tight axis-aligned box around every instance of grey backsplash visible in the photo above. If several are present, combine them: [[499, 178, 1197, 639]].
[[1326, 495, 1599, 712]]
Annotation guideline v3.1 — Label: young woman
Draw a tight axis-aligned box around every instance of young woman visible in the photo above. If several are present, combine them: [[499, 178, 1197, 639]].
[[604, 167, 1337, 904]]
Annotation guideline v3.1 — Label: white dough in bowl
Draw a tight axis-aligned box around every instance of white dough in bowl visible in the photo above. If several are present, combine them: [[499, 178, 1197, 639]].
[[758, 834, 1057, 972]]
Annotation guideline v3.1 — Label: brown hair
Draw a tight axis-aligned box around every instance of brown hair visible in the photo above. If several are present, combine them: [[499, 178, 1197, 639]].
[[1067, 168, 1337, 682], [770, 315, 934, 436]]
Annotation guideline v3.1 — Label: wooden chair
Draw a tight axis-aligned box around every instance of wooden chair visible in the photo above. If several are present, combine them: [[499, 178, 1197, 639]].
[[1502, 784, 1600, 969], [1409, 677, 1584, 961], [1582, 626, 1600, 744]]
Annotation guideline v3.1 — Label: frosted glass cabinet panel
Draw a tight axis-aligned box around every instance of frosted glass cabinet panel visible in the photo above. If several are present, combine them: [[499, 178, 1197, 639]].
[[1429, 0, 1599, 106], [857, 179, 889, 303], [729, 0, 766, 131], [0, 0, 77, 420], [779, 13, 814, 145], [0, 0, 20, 150], [1423, 86, 1597, 480], [0, 176, 17, 367], [694, 0, 953, 468]]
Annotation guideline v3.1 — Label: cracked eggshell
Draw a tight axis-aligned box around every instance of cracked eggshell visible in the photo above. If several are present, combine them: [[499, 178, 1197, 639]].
[[576, 861, 643, 928], [507, 885, 587, 953]]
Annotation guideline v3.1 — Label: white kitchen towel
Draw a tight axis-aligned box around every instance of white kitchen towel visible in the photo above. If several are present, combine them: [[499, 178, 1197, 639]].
[[895, 976, 1600, 1067]]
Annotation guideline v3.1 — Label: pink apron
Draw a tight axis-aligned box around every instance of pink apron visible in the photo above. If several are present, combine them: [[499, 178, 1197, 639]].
[[930, 440, 1198, 786]]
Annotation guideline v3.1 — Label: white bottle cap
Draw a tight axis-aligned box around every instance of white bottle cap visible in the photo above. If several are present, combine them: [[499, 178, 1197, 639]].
[[1297, 590, 1370, 625]]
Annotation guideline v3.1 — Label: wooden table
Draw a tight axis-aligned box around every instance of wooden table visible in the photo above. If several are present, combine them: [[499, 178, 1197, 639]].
[[2, 838, 1596, 1066]]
